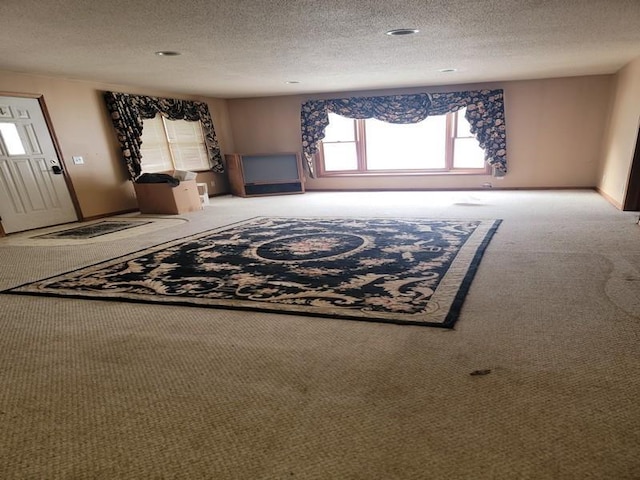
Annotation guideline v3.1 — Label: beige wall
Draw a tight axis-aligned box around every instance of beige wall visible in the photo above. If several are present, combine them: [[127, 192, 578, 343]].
[[0, 70, 233, 220], [597, 57, 640, 208], [228, 75, 614, 190], [0, 69, 621, 227]]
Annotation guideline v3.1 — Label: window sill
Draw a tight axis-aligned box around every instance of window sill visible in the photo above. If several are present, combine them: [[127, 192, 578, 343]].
[[317, 169, 491, 178]]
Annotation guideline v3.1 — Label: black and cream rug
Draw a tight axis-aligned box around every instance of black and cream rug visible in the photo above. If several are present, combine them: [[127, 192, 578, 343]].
[[6, 217, 501, 328]]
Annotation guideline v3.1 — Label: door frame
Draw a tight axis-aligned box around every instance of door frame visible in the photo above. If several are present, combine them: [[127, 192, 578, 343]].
[[0, 91, 83, 235]]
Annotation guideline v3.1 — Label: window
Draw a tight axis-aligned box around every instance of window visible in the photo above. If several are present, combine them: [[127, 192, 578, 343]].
[[0, 123, 27, 156], [317, 108, 488, 175], [139, 115, 209, 173]]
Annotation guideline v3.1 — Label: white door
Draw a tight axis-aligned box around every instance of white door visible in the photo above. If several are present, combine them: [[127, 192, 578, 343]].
[[0, 96, 77, 233]]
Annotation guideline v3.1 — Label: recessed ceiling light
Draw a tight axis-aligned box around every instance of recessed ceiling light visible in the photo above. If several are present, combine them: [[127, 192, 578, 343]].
[[155, 51, 181, 57], [438, 68, 458, 73], [385, 28, 419, 36]]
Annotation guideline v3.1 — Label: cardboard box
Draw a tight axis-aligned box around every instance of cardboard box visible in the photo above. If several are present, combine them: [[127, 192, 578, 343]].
[[170, 169, 197, 181], [134, 179, 202, 214]]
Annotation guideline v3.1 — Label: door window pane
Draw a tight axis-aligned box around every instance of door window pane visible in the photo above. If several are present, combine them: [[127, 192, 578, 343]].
[[0, 123, 27, 155]]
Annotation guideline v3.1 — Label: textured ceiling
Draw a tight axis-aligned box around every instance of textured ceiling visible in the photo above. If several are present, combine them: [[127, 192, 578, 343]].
[[0, 0, 639, 98]]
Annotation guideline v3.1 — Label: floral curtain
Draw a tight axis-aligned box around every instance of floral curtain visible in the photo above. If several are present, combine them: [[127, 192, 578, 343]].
[[300, 89, 507, 177], [104, 91, 224, 180]]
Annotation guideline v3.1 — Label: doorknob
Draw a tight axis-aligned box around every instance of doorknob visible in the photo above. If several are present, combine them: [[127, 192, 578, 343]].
[[51, 165, 63, 175]]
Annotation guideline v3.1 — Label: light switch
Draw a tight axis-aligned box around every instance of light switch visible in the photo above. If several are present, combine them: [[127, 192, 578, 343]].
[[72, 156, 84, 165]]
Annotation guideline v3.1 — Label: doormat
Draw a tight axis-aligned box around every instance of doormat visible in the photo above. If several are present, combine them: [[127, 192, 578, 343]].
[[31, 220, 153, 239], [7, 217, 501, 328]]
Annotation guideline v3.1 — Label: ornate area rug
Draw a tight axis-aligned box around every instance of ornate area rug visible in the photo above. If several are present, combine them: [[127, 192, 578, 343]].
[[31, 220, 152, 239], [6, 217, 501, 328]]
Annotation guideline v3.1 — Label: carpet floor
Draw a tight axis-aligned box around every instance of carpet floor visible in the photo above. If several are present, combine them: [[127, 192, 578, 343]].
[[0, 190, 639, 480]]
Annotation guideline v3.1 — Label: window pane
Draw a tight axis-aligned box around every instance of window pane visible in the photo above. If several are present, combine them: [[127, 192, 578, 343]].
[[365, 116, 446, 170], [0, 123, 27, 155], [140, 116, 172, 173], [456, 107, 473, 138], [172, 145, 210, 171], [323, 113, 355, 142], [140, 116, 210, 173], [322, 143, 358, 171], [164, 119, 205, 143], [453, 138, 486, 169], [164, 119, 209, 171]]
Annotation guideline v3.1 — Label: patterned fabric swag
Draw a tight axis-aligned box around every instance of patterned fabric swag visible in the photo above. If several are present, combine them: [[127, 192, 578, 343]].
[[301, 89, 507, 177], [104, 91, 224, 180]]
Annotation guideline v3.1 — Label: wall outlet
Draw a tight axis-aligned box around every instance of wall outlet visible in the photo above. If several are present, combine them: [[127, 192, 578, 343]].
[[72, 156, 84, 165]]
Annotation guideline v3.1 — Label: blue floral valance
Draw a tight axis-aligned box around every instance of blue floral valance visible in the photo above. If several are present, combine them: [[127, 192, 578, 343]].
[[104, 91, 224, 180], [301, 89, 507, 176]]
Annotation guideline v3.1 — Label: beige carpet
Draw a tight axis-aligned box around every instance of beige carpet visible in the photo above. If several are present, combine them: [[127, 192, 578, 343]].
[[1, 190, 639, 479]]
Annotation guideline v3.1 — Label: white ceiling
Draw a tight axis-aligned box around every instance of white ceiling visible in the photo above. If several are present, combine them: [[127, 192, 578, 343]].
[[1, 0, 639, 99]]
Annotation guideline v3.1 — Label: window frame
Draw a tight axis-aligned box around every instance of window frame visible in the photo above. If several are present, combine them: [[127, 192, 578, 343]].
[[315, 110, 490, 177]]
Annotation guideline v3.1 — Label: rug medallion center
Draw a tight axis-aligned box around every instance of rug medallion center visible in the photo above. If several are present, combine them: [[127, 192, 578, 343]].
[[254, 233, 369, 262]]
